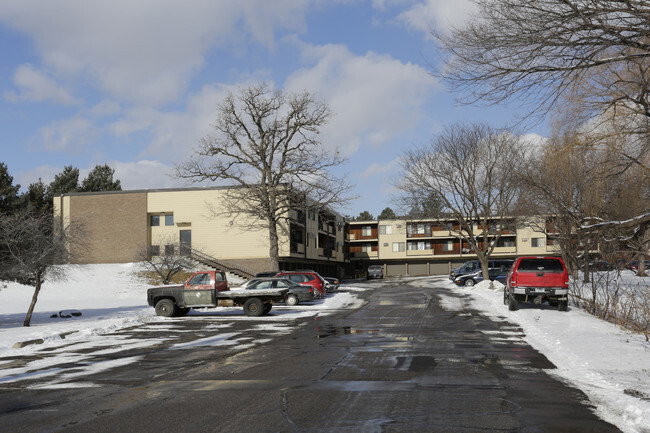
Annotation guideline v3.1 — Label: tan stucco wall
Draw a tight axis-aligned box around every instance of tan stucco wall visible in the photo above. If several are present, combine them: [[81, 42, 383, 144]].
[[147, 189, 271, 260]]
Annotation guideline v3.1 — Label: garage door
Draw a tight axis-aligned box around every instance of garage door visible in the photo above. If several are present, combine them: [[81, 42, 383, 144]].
[[408, 263, 428, 276], [386, 263, 406, 277], [429, 262, 449, 276]]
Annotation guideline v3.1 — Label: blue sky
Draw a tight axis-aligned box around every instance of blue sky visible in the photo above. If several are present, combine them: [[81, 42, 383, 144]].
[[0, 0, 545, 218]]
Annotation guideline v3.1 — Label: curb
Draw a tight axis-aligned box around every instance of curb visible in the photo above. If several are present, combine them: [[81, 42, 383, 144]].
[[12, 330, 79, 349]]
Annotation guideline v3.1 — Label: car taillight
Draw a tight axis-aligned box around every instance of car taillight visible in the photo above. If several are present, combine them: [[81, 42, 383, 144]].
[[510, 272, 517, 287]]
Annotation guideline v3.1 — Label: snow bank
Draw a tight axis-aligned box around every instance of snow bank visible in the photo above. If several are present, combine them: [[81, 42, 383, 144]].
[[438, 278, 650, 433]]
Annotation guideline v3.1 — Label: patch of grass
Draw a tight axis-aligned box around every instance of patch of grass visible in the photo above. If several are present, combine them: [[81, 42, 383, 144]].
[[138, 269, 195, 285]]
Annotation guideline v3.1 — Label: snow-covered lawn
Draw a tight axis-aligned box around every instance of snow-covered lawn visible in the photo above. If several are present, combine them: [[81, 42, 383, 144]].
[[433, 278, 650, 433], [1, 265, 649, 432]]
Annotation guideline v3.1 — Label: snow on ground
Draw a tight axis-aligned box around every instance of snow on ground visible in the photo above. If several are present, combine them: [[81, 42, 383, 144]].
[[1, 265, 649, 433], [432, 278, 650, 433], [0, 263, 370, 388]]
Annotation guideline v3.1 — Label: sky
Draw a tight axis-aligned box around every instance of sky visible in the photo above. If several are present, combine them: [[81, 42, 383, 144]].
[[0, 0, 546, 218], [0, 264, 648, 432]]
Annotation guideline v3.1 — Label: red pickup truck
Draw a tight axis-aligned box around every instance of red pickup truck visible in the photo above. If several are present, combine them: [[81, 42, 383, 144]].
[[147, 270, 288, 317], [504, 256, 569, 311]]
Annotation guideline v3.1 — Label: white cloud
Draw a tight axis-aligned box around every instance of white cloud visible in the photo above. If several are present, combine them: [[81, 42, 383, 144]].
[[397, 0, 476, 35], [285, 42, 439, 155], [359, 158, 401, 179], [4, 64, 80, 105], [111, 160, 185, 190], [39, 116, 96, 153], [0, 1, 313, 106]]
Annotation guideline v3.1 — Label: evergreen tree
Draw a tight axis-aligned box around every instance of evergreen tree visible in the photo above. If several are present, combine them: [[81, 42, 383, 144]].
[[356, 210, 374, 221], [22, 179, 51, 216], [0, 162, 20, 214], [378, 207, 396, 219], [48, 166, 80, 196], [79, 164, 122, 192]]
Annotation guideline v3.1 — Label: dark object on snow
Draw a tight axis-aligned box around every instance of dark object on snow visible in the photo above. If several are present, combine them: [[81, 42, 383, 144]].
[[56, 310, 82, 318]]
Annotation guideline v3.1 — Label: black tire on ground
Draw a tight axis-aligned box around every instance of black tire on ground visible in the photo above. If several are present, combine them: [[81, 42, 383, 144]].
[[465, 279, 475, 287], [155, 299, 177, 317], [558, 300, 568, 312], [508, 295, 519, 311], [243, 298, 265, 317], [286, 294, 299, 306], [176, 307, 190, 316]]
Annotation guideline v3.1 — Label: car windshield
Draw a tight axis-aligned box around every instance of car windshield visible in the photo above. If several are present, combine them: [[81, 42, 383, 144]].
[[518, 258, 564, 272]]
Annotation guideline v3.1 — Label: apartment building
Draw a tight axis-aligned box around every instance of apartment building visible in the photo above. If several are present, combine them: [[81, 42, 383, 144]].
[[349, 217, 560, 277], [53, 186, 348, 277]]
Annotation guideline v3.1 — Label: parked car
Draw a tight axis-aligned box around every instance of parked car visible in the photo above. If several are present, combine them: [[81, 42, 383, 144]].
[[505, 256, 569, 311], [241, 278, 314, 305], [274, 271, 327, 296], [449, 260, 481, 280], [255, 271, 279, 278], [453, 260, 513, 287], [323, 277, 340, 291], [627, 260, 650, 272], [367, 265, 383, 279]]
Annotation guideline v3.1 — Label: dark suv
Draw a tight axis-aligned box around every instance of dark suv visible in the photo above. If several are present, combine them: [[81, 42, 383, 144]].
[[453, 260, 513, 287], [505, 256, 569, 311]]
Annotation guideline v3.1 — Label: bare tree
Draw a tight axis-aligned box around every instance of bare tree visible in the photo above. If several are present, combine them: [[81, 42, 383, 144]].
[[396, 123, 528, 280], [177, 83, 354, 271], [437, 0, 650, 122], [0, 211, 71, 326], [138, 239, 195, 284]]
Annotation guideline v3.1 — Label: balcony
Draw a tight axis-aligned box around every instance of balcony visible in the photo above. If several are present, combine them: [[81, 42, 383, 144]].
[[290, 242, 305, 255], [406, 249, 434, 256]]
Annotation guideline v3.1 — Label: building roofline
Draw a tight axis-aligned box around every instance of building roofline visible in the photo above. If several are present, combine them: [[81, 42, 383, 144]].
[[53, 184, 247, 197]]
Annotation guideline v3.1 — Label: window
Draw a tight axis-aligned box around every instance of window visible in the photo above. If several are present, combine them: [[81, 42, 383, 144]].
[[379, 225, 392, 235], [150, 215, 160, 226], [407, 241, 429, 250], [149, 245, 160, 256], [531, 237, 545, 248], [392, 242, 405, 252], [496, 237, 516, 248], [165, 214, 174, 226], [442, 240, 453, 251], [362, 225, 372, 236], [164, 244, 174, 255], [361, 243, 373, 252]]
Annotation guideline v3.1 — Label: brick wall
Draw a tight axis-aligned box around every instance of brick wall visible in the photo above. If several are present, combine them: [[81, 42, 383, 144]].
[[69, 192, 147, 263]]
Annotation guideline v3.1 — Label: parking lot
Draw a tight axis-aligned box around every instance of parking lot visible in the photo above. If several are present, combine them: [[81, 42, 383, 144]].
[[0, 278, 624, 432]]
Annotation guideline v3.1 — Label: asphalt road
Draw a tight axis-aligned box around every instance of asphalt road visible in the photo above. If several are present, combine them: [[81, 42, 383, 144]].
[[0, 278, 621, 432]]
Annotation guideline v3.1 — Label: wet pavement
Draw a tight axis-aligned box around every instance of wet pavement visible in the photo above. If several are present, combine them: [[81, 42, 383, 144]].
[[0, 278, 622, 432]]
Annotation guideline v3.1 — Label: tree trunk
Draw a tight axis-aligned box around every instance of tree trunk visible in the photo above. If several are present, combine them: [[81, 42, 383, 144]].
[[637, 252, 647, 277], [24, 275, 42, 327], [268, 218, 280, 272], [478, 254, 490, 281]]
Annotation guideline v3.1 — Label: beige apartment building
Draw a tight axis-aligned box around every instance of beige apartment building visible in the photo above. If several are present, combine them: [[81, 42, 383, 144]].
[[54, 186, 562, 279], [53, 186, 348, 277], [349, 217, 560, 277]]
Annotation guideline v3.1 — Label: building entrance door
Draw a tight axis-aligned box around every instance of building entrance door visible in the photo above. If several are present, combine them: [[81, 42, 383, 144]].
[[180, 230, 191, 256]]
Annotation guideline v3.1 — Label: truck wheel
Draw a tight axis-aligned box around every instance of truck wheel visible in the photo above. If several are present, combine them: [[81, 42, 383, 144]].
[[243, 298, 264, 317], [464, 279, 475, 287], [558, 300, 568, 312], [508, 295, 519, 311], [286, 294, 299, 306], [155, 299, 177, 317]]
